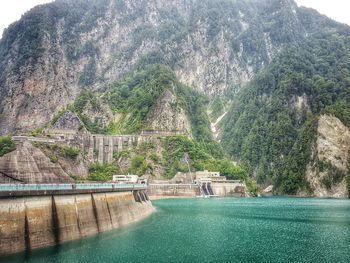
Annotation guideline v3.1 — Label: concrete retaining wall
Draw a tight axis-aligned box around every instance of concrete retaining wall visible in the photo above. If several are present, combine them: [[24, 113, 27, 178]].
[[33, 131, 183, 164], [211, 182, 247, 197], [0, 191, 154, 256], [148, 182, 248, 198], [147, 184, 199, 197]]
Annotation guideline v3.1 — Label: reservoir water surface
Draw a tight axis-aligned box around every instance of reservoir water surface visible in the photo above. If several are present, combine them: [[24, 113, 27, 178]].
[[3, 197, 350, 263]]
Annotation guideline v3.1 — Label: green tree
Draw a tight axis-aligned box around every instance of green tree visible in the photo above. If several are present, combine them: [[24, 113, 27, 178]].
[[0, 136, 16, 157]]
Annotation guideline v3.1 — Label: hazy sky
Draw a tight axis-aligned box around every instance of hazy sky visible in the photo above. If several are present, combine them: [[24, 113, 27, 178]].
[[0, 0, 350, 38], [295, 0, 350, 25], [0, 0, 53, 37]]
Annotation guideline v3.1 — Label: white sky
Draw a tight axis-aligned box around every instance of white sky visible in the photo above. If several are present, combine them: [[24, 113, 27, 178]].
[[0, 0, 350, 38], [0, 0, 53, 38], [295, 0, 350, 25]]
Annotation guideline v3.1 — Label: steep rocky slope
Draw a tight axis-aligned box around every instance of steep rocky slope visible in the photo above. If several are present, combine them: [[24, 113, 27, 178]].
[[221, 30, 350, 195], [147, 90, 191, 134], [0, 0, 334, 134], [0, 141, 74, 183], [61, 65, 211, 139], [305, 115, 350, 198]]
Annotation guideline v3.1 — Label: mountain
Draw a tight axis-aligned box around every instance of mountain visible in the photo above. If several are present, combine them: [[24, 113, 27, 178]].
[[0, 0, 313, 133], [221, 32, 350, 196], [72, 65, 211, 138], [0, 0, 349, 196]]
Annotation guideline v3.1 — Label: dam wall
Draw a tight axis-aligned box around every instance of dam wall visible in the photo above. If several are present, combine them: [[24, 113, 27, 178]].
[[14, 130, 184, 164], [147, 184, 199, 198], [0, 191, 154, 256], [211, 181, 247, 197], [147, 182, 248, 198]]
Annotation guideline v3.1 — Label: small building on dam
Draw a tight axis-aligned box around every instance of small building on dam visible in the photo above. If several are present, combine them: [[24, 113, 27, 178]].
[[147, 170, 248, 198]]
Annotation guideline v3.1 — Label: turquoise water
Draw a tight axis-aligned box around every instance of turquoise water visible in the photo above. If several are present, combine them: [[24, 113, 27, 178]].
[[3, 197, 350, 263]]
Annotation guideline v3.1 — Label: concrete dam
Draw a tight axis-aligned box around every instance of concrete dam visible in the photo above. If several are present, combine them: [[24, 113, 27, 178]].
[[39, 129, 184, 164], [148, 171, 249, 199], [0, 184, 155, 256]]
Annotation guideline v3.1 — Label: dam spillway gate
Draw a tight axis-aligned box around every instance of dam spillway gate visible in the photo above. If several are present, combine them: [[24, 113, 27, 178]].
[[200, 181, 215, 197]]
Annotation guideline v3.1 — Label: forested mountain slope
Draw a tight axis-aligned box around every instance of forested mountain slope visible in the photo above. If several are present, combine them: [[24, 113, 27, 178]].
[[0, 0, 336, 133], [222, 31, 350, 196], [0, 0, 349, 196]]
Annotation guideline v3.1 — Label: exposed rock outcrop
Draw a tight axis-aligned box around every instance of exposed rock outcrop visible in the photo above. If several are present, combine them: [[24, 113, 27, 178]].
[[81, 101, 114, 131], [316, 115, 350, 172], [147, 90, 191, 135], [52, 111, 84, 131], [263, 185, 274, 195], [0, 141, 73, 183], [306, 115, 350, 198]]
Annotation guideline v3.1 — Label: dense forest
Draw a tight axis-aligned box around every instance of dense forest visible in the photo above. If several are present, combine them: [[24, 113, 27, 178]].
[[222, 30, 350, 194]]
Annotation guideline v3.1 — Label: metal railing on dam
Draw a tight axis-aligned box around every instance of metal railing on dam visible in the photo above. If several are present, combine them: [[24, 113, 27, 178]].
[[0, 183, 147, 197]]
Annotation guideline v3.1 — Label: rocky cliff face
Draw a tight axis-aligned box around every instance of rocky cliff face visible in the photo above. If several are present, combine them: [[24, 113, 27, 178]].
[[305, 115, 350, 198], [147, 90, 191, 134], [0, 0, 313, 134], [52, 111, 84, 131], [0, 141, 74, 183], [220, 14, 350, 196]]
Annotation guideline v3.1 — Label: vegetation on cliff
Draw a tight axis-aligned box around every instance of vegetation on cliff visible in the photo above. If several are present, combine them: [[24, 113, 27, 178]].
[[0, 0, 110, 71], [104, 65, 215, 141], [70, 91, 108, 134], [222, 31, 350, 194], [0, 136, 16, 157], [88, 163, 119, 181], [322, 102, 350, 128], [70, 65, 219, 151], [114, 136, 248, 181], [33, 142, 81, 163], [318, 161, 348, 191]]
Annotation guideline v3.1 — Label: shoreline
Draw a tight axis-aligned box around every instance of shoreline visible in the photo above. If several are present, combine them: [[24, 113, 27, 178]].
[[149, 195, 195, 201], [150, 194, 350, 200]]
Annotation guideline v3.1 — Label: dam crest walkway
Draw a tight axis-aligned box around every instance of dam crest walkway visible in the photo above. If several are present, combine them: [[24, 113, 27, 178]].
[[0, 183, 147, 197]]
